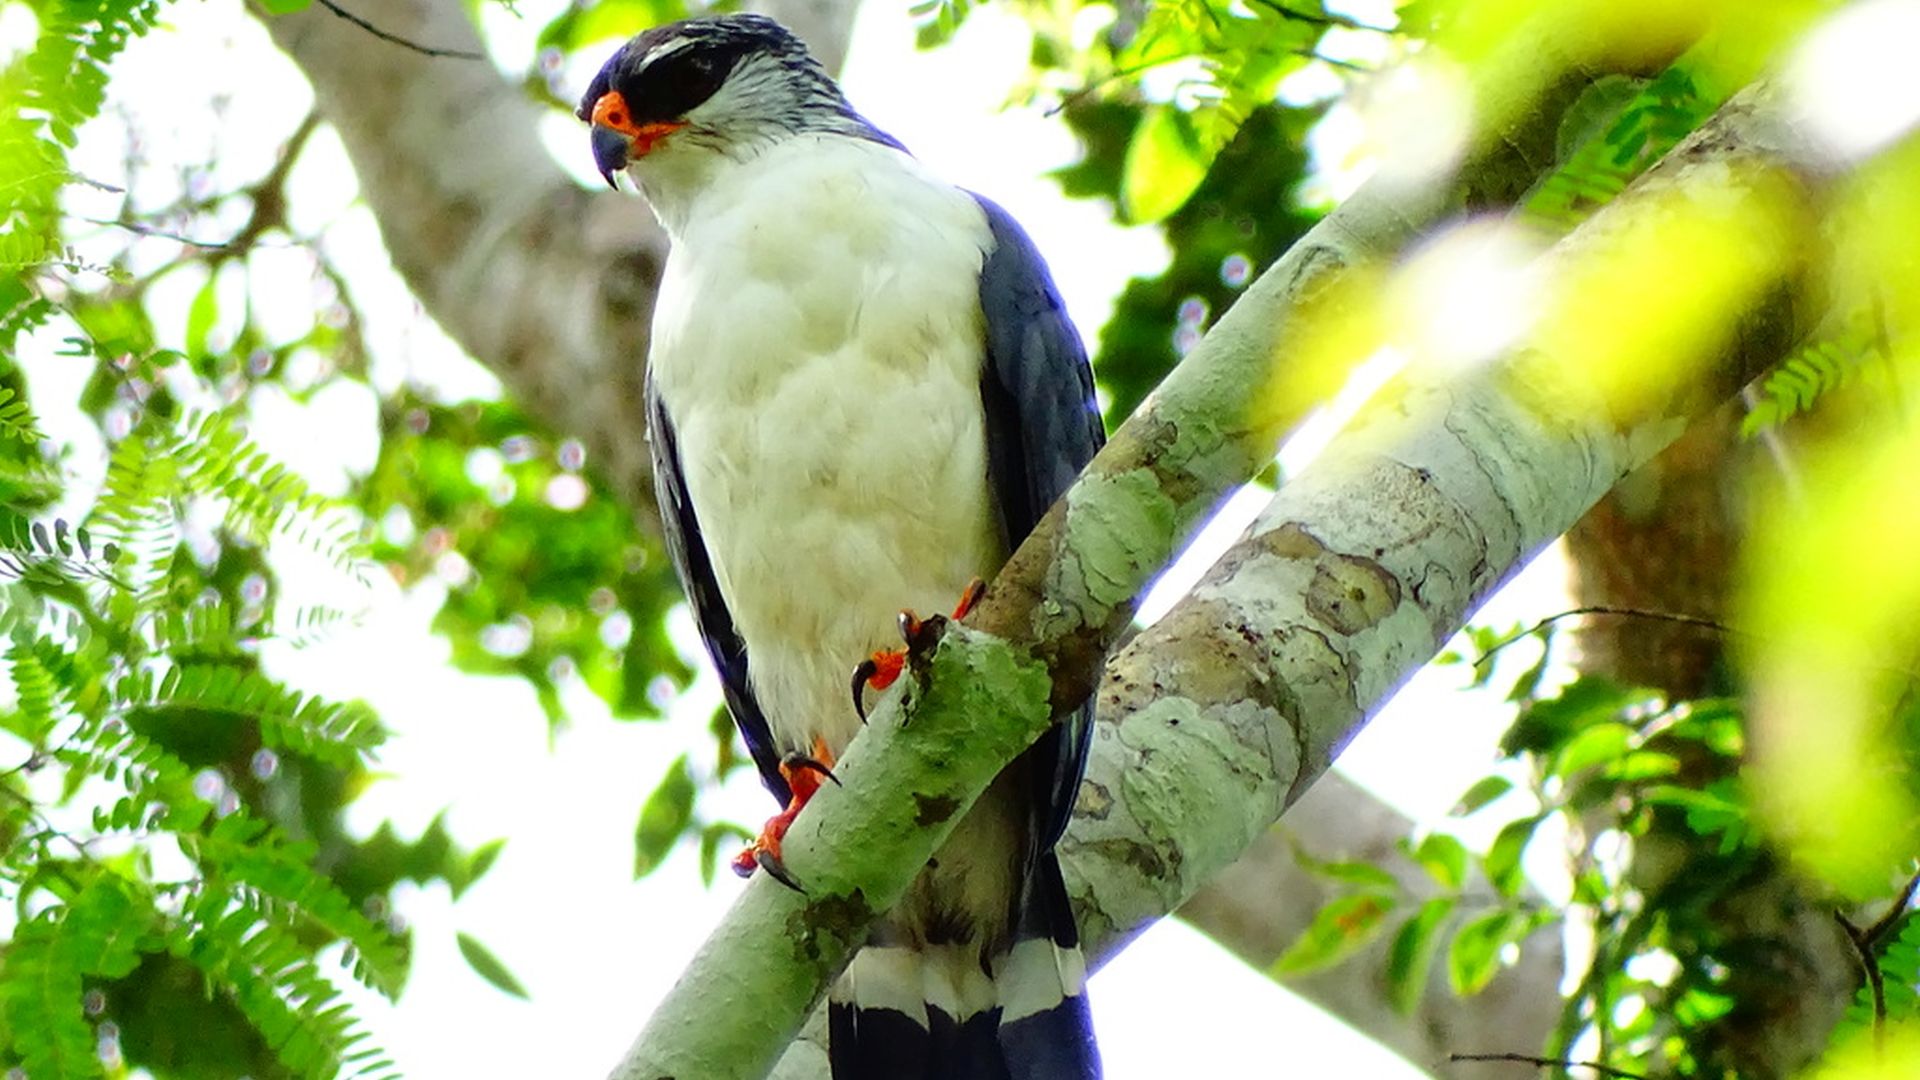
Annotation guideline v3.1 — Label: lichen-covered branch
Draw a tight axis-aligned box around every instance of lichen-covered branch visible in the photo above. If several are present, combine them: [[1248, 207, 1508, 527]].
[[1061, 80, 1825, 964], [614, 65, 1810, 1080], [965, 52, 1620, 715], [608, 623, 1057, 1080]]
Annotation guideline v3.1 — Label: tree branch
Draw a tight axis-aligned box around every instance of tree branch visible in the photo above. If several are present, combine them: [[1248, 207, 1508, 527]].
[[1060, 78, 1822, 962], [311, 0, 486, 60], [614, 68, 1830, 1080]]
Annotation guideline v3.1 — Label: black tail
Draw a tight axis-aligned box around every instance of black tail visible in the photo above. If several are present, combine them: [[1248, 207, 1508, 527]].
[[827, 853, 1100, 1080]]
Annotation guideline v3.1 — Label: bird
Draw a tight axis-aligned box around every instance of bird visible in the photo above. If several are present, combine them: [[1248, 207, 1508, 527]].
[[580, 14, 1104, 1079]]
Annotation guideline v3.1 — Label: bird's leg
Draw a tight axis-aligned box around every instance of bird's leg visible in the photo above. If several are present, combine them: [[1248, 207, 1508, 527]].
[[732, 738, 840, 891], [851, 578, 987, 720]]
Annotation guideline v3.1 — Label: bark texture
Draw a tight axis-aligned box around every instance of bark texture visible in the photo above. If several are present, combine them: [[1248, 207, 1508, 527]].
[[1060, 78, 1822, 969], [620, 79, 1828, 1077], [1565, 408, 1855, 1075], [256, 4, 1797, 1076]]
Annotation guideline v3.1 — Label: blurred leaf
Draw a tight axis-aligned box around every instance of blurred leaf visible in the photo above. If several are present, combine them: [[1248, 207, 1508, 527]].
[[185, 275, 218, 359], [634, 754, 696, 878], [1645, 779, 1751, 853], [1298, 854, 1399, 891], [450, 838, 507, 900], [1447, 908, 1530, 995], [1454, 774, 1514, 815], [1553, 721, 1636, 777], [456, 932, 530, 1000], [1484, 813, 1545, 898], [1502, 676, 1648, 756], [1408, 833, 1469, 892], [698, 820, 753, 887], [537, 0, 694, 52], [1271, 892, 1397, 977], [1121, 106, 1211, 224], [1386, 896, 1455, 1015]]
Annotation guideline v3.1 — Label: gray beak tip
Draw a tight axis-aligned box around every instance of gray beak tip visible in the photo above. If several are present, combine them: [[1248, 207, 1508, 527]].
[[590, 125, 631, 190]]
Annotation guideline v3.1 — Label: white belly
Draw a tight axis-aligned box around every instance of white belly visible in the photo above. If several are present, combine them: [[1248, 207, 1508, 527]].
[[649, 136, 1006, 756]]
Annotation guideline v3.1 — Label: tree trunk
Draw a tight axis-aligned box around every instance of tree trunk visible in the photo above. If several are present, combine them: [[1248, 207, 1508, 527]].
[[1564, 407, 1855, 1076]]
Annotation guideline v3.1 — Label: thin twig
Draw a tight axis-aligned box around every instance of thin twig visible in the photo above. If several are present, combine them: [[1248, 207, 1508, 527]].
[[1246, 0, 1399, 32], [1449, 1052, 1650, 1079], [1475, 604, 1920, 685], [312, 0, 487, 61], [76, 217, 234, 251], [1835, 866, 1920, 1059]]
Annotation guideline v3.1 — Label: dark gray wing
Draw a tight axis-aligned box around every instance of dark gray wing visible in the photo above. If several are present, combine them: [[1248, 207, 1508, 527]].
[[647, 374, 789, 805], [971, 194, 1105, 853]]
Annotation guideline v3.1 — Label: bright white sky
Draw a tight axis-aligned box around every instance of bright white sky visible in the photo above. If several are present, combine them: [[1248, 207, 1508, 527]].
[[5, 0, 1606, 1076]]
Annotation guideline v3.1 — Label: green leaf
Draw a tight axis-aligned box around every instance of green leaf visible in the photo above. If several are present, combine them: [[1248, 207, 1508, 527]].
[[1645, 779, 1751, 851], [1502, 676, 1648, 756], [0, 916, 97, 1079], [1300, 856, 1400, 892], [1386, 897, 1456, 1015], [698, 820, 753, 887], [1121, 106, 1211, 224], [633, 754, 696, 878], [457, 932, 530, 1000], [468, 838, 506, 885], [1552, 720, 1636, 777], [1484, 813, 1545, 898], [185, 274, 218, 357], [1448, 908, 1528, 995], [1453, 774, 1514, 815], [1270, 893, 1397, 978], [1604, 749, 1681, 781], [1409, 833, 1470, 892]]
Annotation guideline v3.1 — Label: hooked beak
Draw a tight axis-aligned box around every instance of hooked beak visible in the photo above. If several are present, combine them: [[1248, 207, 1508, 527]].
[[591, 125, 630, 190]]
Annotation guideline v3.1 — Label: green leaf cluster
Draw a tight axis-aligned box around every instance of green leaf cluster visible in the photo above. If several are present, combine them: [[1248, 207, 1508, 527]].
[[0, 4, 523, 1073]]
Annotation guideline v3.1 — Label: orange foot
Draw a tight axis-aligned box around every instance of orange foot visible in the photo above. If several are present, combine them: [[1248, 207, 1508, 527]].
[[732, 738, 839, 891], [850, 578, 987, 720]]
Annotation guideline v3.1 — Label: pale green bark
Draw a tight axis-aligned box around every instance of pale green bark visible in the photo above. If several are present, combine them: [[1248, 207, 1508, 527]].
[[1063, 80, 1819, 961], [617, 79, 1829, 1079]]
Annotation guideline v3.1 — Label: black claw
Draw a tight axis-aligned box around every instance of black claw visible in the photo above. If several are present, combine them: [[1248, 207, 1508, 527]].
[[851, 659, 876, 722], [783, 753, 841, 787], [896, 610, 919, 643], [757, 849, 805, 893]]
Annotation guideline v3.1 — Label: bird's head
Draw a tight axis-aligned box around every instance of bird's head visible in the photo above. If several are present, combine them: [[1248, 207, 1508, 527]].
[[577, 14, 886, 191]]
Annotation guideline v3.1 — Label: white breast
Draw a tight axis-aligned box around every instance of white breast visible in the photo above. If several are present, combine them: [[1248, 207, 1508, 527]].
[[648, 136, 1006, 757]]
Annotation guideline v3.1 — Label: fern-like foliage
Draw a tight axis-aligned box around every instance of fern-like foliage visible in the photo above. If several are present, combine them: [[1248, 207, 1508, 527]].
[[2, 388, 400, 1076], [1523, 68, 1717, 233], [170, 882, 400, 1080], [4, 537, 406, 1078], [2, 3, 515, 1076], [92, 410, 366, 599], [0, 876, 157, 1079], [1741, 314, 1887, 436], [0, 385, 41, 442]]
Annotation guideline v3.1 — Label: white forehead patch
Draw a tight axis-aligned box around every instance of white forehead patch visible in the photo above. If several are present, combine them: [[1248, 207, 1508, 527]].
[[640, 36, 694, 70]]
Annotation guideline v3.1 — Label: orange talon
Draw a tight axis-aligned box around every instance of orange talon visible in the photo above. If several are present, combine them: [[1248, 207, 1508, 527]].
[[866, 649, 906, 691], [733, 740, 837, 891], [850, 581, 989, 721], [952, 577, 986, 622]]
